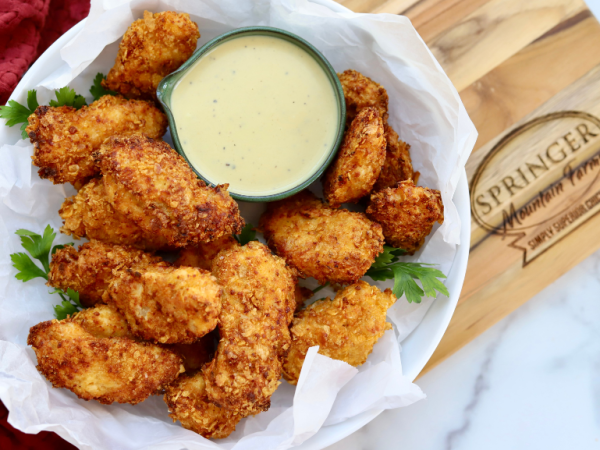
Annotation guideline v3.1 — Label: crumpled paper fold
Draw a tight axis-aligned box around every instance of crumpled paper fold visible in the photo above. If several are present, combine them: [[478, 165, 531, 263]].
[[0, 0, 476, 448]]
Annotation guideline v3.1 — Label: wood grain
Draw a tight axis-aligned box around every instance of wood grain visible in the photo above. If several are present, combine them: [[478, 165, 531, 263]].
[[337, 0, 420, 14], [428, 0, 584, 91], [461, 10, 600, 153], [332, 0, 600, 382], [406, 0, 493, 43], [421, 63, 600, 375]]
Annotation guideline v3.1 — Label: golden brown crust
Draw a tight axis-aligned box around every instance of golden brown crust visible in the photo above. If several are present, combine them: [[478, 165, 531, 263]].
[[72, 303, 132, 338], [26, 96, 167, 187], [28, 319, 183, 404], [174, 235, 240, 271], [165, 372, 243, 439], [104, 11, 200, 100], [373, 124, 417, 191], [203, 242, 296, 415], [48, 240, 163, 307], [59, 178, 172, 251], [105, 264, 221, 344], [96, 134, 244, 248], [283, 281, 396, 385], [338, 69, 388, 127], [323, 107, 386, 207], [366, 181, 444, 254], [259, 190, 384, 285]]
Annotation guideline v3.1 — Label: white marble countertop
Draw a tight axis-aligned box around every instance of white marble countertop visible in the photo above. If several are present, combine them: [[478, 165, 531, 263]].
[[326, 249, 600, 450]]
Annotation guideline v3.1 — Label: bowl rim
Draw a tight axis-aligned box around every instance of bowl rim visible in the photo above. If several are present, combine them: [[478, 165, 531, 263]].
[[2, 10, 471, 449], [156, 25, 347, 202]]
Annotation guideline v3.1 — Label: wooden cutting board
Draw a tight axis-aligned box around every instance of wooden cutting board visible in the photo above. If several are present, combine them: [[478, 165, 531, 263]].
[[334, 0, 600, 376]]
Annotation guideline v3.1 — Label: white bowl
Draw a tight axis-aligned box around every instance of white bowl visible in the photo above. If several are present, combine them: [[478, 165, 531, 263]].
[[3, 4, 471, 448]]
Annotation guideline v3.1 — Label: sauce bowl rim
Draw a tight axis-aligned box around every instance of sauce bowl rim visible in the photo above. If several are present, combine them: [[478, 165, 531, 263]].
[[156, 25, 347, 202]]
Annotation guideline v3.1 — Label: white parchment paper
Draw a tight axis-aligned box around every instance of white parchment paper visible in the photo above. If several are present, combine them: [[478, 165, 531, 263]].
[[0, 0, 477, 448]]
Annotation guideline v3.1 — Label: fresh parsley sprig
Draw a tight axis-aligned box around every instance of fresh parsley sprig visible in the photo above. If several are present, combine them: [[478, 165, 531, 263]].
[[10, 225, 82, 319], [235, 223, 258, 245], [1, 73, 115, 139], [49, 86, 87, 109], [50, 288, 84, 320], [0, 90, 39, 139], [366, 245, 449, 303], [1, 86, 87, 139], [90, 73, 117, 101]]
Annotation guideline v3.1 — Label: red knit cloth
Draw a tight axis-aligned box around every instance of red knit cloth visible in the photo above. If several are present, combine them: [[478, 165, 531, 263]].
[[0, 1, 90, 447], [0, 0, 90, 104]]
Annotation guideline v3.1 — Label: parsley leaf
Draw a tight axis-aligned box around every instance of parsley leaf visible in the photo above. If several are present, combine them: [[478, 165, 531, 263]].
[[66, 288, 83, 309], [0, 90, 39, 139], [16, 225, 56, 273], [27, 89, 39, 112], [11, 253, 48, 281], [54, 299, 80, 320], [51, 242, 74, 255], [10, 225, 83, 318], [90, 73, 117, 101], [370, 245, 406, 269], [49, 86, 87, 109], [366, 247, 448, 303], [235, 223, 258, 245], [1, 85, 86, 139]]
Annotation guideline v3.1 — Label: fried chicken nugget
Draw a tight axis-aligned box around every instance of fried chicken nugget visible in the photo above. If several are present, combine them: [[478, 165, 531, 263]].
[[26, 95, 167, 188], [366, 180, 444, 254], [96, 134, 244, 248], [175, 235, 240, 270], [203, 242, 296, 415], [72, 303, 132, 338], [323, 107, 386, 207], [103, 11, 200, 100], [338, 69, 388, 126], [259, 190, 384, 285], [283, 281, 396, 385], [28, 318, 183, 404], [374, 124, 418, 191], [48, 240, 163, 307], [105, 264, 221, 344], [165, 372, 243, 439], [59, 177, 172, 251]]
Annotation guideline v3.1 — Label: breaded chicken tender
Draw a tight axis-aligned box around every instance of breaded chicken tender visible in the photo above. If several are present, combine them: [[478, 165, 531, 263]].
[[175, 235, 240, 270], [203, 242, 296, 415], [105, 264, 221, 344], [96, 134, 244, 248], [366, 180, 444, 254], [374, 124, 418, 191], [323, 107, 386, 207], [259, 190, 384, 285], [28, 318, 183, 404], [59, 177, 171, 251], [26, 95, 167, 188], [72, 303, 132, 338], [283, 281, 396, 385], [104, 11, 200, 100], [48, 240, 163, 307], [165, 372, 243, 439], [338, 69, 388, 126], [170, 330, 219, 372]]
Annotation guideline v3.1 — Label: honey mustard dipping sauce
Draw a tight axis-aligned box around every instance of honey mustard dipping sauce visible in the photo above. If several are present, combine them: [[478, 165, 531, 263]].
[[170, 33, 340, 198]]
